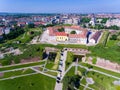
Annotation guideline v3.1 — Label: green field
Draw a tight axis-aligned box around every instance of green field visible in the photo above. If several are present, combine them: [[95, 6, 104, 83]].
[[0, 69, 35, 79], [63, 65, 120, 90], [0, 74, 56, 90], [80, 63, 120, 78], [0, 61, 45, 71], [65, 52, 74, 70]]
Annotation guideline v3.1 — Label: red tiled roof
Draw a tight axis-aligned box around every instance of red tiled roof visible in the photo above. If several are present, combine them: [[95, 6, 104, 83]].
[[34, 21, 45, 25], [47, 25, 87, 38], [55, 32, 67, 36], [69, 34, 86, 38], [18, 22, 26, 25]]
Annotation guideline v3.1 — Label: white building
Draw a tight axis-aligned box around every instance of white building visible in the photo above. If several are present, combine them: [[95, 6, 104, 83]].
[[105, 19, 120, 27], [89, 17, 96, 26]]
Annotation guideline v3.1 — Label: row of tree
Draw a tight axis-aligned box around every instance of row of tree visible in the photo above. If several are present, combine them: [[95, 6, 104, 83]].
[[1, 26, 25, 43]]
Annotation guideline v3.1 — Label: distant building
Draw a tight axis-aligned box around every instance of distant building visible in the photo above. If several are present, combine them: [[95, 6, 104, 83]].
[[47, 25, 88, 44], [105, 19, 120, 27], [89, 14, 96, 26], [17, 22, 26, 27], [3, 27, 11, 34], [0, 27, 4, 35]]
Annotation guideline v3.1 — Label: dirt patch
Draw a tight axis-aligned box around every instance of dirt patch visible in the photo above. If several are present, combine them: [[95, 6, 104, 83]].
[[0, 72, 4, 77], [20, 57, 40, 63]]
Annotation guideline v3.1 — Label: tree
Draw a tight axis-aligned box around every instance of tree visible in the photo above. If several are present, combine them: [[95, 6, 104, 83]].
[[28, 23, 35, 28], [63, 75, 81, 90], [109, 25, 119, 30], [58, 28, 65, 32], [3, 27, 24, 40], [117, 35, 120, 40], [70, 31, 76, 34], [110, 34, 117, 40], [101, 18, 108, 23], [81, 18, 90, 23]]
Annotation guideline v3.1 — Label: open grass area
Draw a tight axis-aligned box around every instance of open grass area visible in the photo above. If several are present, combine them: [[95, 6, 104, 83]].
[[0, 69, 35, 79], [65, 52, 74, 70], [45, 61, 54, 70], [80, 62, 120, 78], [64, 64, 120, 90], [0, 61, 45, 71], [88, 31, 120, 64], [88, 43, 120, 64], [65, 67, 75, 76], [0, 44, 44, 66], [87, 71, 118, 90], [0, 74, 56, 90], [52, 52, 60, 70], [99, 31, 109, 47], [45, 71, 57, 76]]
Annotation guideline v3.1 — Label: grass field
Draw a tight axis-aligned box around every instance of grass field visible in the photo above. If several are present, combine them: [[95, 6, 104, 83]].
[[80, 62, 120, 78], [65, 52, 74, 70], [63, 64, 120, 90], [0, 69, 35, 79], [87, 71, 118, 90], [0, 74, 56, 90], [0, 61, 45, 71]]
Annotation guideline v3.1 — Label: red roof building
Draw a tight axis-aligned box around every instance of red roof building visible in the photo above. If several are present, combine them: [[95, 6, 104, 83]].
[[55, 32, 67, 36]]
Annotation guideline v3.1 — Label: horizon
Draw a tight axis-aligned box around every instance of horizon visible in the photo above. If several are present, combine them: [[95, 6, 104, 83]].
[[0, 0, 120, 13]]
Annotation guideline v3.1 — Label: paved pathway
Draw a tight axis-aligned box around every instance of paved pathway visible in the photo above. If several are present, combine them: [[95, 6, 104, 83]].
[[31, 67, 56, 79], [54, 50, 67, 90]]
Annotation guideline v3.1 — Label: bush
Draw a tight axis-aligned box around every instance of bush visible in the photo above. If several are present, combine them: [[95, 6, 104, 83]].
[[92, 57, 97, 64], [1, 60, 11, 66], [110, 34, 117, 40]]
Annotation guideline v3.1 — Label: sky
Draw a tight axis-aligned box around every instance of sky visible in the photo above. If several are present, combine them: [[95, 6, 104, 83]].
[[0, 0, 120, 13]]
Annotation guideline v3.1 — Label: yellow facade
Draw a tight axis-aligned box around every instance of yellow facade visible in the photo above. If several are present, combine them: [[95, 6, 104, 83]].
[[56, 36, 68, 41]]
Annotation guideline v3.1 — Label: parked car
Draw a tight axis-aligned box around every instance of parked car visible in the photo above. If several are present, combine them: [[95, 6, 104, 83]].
[[56, 80, 60, 83], [61, 53, 63, 56]]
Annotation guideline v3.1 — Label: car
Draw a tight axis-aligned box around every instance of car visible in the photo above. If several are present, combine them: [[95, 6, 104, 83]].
[[60, 59, 63, 61], [61, 53, 63, 56], [59, 62, 63, 66], [64, 48, 67, 51], [57, 80, 60, 83], [57, 77, 61, 80], [58, 69, 62, 72]]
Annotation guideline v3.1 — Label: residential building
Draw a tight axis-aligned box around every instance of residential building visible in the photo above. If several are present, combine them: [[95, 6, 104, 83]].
[[105, 19, 120, 27], [55, 32, 68, 41]]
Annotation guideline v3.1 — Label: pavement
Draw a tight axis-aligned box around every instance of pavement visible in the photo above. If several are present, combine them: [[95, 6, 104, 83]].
[[54, 50, 67, 90]]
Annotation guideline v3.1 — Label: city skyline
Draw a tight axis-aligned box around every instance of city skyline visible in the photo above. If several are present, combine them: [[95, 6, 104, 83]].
[[0, 0, 120, 13]]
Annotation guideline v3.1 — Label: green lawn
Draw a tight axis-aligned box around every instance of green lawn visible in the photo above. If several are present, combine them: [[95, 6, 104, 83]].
[[0, 61, 45, 71], [88, 32, 120, 64], [80, 63, 120, 78], [0, 74, 56, 90], [45, 61, 55, 70], [87, 71, 118, 90], [64, 65, 120, 90], [0, 69, 35, 79], [45, 71, 57, 76], [65, 52, 74, 70]]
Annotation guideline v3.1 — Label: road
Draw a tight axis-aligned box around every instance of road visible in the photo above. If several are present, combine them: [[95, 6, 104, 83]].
[[54, 50, 67, 90]]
